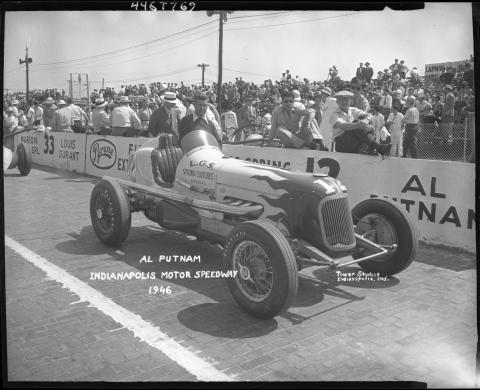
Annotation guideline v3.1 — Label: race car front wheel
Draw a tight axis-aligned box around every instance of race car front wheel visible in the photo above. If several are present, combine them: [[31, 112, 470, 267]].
[[17, 143, 32, 176], [352, 198, 418, 276], [90, 178, 131, 247], [223, 220, 298, 319]]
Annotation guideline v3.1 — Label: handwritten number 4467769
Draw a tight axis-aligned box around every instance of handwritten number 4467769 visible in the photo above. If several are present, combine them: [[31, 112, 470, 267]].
[[131, 1, 196, 11]]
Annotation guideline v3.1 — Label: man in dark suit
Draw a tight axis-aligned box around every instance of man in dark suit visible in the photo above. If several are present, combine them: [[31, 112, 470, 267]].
[[364, 62, 373, 84], [178, 93, 223, 147], [148, 91, 183, 143]]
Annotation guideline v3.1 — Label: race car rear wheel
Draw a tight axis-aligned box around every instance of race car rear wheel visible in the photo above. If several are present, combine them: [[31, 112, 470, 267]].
[[223, 220, 298, 319], [90, 178, 131, 247], [17, 143, 32, 176], [352, 198, 418, 276]]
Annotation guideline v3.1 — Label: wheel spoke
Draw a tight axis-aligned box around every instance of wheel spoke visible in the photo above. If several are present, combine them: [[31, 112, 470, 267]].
[[233, 240, 273, 302], [356, 213, 398, 261], [95, 191, 114, 234]]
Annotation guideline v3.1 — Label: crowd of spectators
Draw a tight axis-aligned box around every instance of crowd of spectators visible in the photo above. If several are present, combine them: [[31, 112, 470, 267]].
[[4, 56, 475, 160]]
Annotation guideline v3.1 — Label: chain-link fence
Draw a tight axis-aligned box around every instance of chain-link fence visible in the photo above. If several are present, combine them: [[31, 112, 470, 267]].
[[416, 113, 474, 162]]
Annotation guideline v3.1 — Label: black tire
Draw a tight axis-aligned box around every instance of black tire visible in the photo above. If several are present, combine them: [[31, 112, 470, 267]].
[[16, 143, 31, 176], [223, 220, 298, 319], [90, 178, 131, 247], [352, 198, 418, 276]]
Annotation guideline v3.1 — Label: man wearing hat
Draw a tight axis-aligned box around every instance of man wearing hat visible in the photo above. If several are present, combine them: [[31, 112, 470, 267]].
[[291, 90, 305, 110], [330, 91, 390, 156], [410, 67, 420, 85], [91, 97, 110, 135], [43, 97, 57, 128], [313, 87, 333, 121], [10, 100, 20, 116], [18, 110, 27, 127], [399, 60, 408, 79], [51, 100, 74, 133], [148, 91, 184, 142], [364, 62, 373, 84], [442, 84, 455, 144], [4, 107, 18, 135], [350, 79, 370, 112], [401, 96, 420, 158], [178, 93, 223, 147], [110, 96, 141, 137], [316, 87, 339, 149]]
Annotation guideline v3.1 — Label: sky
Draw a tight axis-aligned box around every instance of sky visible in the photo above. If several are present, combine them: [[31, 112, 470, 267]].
[[3, 3, 474, 95]]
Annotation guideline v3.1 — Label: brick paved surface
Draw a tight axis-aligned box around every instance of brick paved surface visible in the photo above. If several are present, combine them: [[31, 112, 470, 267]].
[[3, 165, 477, 386]]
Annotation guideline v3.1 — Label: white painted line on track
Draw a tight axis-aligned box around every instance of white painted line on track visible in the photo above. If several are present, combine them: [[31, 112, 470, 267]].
[[5, 236, 233, 382]]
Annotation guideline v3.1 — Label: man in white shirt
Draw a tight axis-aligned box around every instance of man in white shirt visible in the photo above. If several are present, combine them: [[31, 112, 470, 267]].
[[317, 89, 339, 151], [66, 97, 89, 133], [379, 87, 392, 118], [330, 91, 390, 156], [110, 96, 141, 137], [91, 97, 110, 134], [221, 102, 238, 141], [31, 100, 44, 126], [4, 107, 18, 135], [10, 100, 20, 116], [386, 98, 404, 157]]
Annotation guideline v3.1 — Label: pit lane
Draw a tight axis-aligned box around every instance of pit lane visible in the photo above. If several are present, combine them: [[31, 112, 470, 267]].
[[4, 165, 477, 385]]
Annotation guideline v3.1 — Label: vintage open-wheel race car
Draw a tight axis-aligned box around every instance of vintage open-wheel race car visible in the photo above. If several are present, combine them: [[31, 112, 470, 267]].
[[90, 130, 418, 319], [3, 127, 32, 176]]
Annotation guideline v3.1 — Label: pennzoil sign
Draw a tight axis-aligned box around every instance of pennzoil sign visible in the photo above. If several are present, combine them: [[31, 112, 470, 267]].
[[90, 139, 117, 169]]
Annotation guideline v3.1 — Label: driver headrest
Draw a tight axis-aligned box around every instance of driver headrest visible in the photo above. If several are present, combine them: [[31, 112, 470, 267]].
[[158, 133, 176, 148]]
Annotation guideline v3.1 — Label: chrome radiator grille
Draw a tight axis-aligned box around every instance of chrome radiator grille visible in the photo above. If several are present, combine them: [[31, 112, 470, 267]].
[[318, 195, 356, 251]]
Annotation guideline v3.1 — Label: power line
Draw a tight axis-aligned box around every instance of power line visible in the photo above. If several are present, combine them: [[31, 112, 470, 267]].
[[33, 19, 218, 67], [224, 12, 363, 32], [228, 11, 302, 20], [210, 65, 275, 79], [105, 67, 196, 84], [29, 29, 218, 72], [32, 25, 218, 71]]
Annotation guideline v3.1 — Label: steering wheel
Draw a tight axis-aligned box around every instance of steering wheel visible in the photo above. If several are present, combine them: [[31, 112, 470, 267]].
[[225, 122, 265, 143]]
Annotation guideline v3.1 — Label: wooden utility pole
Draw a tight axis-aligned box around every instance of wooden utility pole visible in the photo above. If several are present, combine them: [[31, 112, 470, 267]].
[[86, 74, 91, 121], [19, 46, 32, 103], [207, 11, 233, 113], [218, 15, 224, 112], [69, 73, 73, 97], [197, 63, 209, 87]]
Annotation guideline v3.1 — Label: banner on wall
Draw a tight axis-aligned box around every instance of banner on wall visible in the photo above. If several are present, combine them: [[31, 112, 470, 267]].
[[14, 130, 87, 173], [84, 135, 150, 179], [222, 145, 475, 252], [424, 60, 470, 77]]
